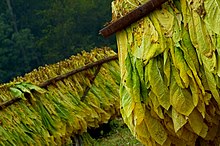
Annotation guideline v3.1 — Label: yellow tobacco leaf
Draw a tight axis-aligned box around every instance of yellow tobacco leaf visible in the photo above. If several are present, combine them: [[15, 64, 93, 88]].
[[188, 109, 208, 138], [145, 109, 167, 145], [172, 108, 187, 133], [170, 74, 195, 116], [148, 58, 170, 110]]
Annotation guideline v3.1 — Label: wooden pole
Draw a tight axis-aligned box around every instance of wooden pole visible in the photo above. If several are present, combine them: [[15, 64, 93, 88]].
[[99, 0, 168, 38], [38, 55, 118, 87], [80, 65, 102, 101], [0, 97, 21, 110], [0, 55, 118, 110]]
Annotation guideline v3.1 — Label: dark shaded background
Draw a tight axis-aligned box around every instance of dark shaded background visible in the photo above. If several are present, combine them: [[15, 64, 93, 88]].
[[0, 0, 116, 83]]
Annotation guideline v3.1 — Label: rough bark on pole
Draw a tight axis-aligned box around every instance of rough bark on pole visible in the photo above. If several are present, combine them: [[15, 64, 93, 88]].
[[99, 0, 168, 38]]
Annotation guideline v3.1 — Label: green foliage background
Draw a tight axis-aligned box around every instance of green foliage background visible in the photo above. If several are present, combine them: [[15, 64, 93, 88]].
[[0, 0, 116, 83]]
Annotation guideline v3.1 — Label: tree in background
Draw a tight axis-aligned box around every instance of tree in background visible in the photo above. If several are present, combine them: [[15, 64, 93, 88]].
[[0, 14, 40, 82], [0, 0, 115, 82], [37, 0, 115, 64]]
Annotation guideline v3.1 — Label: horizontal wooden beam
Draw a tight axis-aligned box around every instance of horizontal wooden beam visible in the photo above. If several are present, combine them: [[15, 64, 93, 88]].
[[38, 55, 118, 87], [0, 55, 118, 110], [0, 97, 21, 110], [99, 0, 168, 38]]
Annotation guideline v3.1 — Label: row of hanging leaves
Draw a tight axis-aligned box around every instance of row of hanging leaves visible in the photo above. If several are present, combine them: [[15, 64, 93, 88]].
[[0, 47, 120, 145], [113, 0, 220, 145]]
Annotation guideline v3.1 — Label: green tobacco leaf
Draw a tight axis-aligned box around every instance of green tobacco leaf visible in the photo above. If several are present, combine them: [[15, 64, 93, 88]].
[[170, 7, 182, 44], [188, 109, 208, 138], [172, 65, 185, 88], [22, 83, 46, 94], [9, 87, 22, 97], [15, 84, 31, 94], [133, 102, 145, 126], [217, 36, 220, 76], [181, 26, 205, 93], [150, 11, 167, 52], [181, 24, 199, 71], [172, 108, 187, 133], [120, 85, 134, 118], [192, 11, 216, 71], [170, 74, 195, 116], [135, 58, 150, 103], [125, 53, 133, 89], [204, 66, 220, 105], [145, 109, 167, 145], [9, 87, 26, 100], [131, 57, 142, 103], [148, 58, 170, 110], [149, 91, 164, 119], [116, 29, 128, 78], [163, 49, 171, 87], [139, 17, 156, 61], [204, 0, 220, 34], [174, 47, 190, 88], [154, 7, 174, 38], [37, 101, 57, 135], [142, 13, 166, 65], [181, 0, 191, 25]]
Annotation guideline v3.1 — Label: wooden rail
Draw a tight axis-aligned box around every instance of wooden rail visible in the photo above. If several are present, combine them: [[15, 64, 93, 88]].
[[99, 0, 168, 38], [0, 55, 118, 110], [38, 55, 118, 87]]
